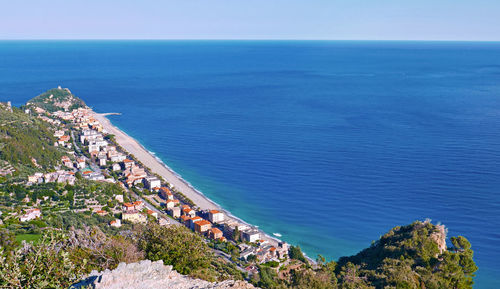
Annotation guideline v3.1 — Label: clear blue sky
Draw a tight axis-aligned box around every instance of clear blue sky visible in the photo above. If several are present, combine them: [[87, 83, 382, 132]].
[[1, 0, 499, 40]]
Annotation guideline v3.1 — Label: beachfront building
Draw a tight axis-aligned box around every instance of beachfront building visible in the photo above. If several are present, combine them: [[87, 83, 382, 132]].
[[208, 227, 224, 240], [189, 216, 203, 230], [180, 215, 191, 226], [168, 207, 181, 218], [208, 210, 224, 223], [144, 176, 161, 191], [242, 229, 260, 243], [165, 199, 177, 209], [123, 159, 134, 168], [159, 187, 173, 200], [194, 220, 212, 234]]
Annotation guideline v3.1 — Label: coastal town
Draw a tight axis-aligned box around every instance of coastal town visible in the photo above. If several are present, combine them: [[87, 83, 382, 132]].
[[0, 87, 292, 278]]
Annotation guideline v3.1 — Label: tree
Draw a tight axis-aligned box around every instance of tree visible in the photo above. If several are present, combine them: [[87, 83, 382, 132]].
[[0, 230, 84, 288], [289, 245, 307, 263], [138, 224, 212, 275]]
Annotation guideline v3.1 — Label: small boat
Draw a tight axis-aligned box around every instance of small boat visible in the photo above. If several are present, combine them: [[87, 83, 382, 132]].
[[273, 233, 282, 237]]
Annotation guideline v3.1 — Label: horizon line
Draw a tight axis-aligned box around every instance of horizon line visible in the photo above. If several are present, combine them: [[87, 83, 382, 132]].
[[0, 38, 500, 43]]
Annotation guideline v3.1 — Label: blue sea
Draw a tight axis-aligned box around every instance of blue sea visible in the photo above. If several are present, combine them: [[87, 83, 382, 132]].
[[1, 41, 499, 288]]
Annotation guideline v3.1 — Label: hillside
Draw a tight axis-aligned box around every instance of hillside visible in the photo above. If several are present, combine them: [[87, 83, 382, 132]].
[[0, 104, 63, 169], [334, 220, 477, 289], [26, 87, 86, 113]]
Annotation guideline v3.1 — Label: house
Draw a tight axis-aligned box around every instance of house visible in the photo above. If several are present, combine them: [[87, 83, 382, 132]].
[[123, 159, 134, 168], [110, 219, 122, 228], [189, 216, 203, 230], [133, 201, 144, 211], [165, 199, 177, 209], [112, 163, 121, 171], [122, 203, 135, 211], [180, 215, 191, 226], [208, 227, 224, 240], [54, 130, 65, 137], [146, 209, 158, 219], [194, 220, 212, 234], [61, 156, 73, 168], [159, 187, 174, 200], [158, 218, 170, 226], [96, 210, 108, 216], [58, 135, 70, 145], [144, 176, 161, 191], [182, 207, 196, 218], [99, 157, 107, 166], [208, 210, 224, 223], [168, 207, 181, 218], [19, 208, 41, 222], [122, 211, 147, 223], [114, 194, 124, 203], [76, 158, 86, 169], [28, 172, 43, 184], [241, 229, 260, 243]]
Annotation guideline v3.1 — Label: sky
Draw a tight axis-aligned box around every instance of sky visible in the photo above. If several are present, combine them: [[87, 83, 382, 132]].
[[0, 0, 499, 41]]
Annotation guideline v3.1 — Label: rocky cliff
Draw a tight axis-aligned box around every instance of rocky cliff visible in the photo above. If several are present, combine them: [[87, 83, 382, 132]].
[[72, 260, 256, 289]]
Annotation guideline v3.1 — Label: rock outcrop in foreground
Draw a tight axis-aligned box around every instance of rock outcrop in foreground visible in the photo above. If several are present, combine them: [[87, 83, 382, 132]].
[[72, 260, 256, 289]]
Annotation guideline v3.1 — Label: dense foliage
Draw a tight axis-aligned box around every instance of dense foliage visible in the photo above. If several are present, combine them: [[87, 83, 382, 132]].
[[138, 224, 246, 282], [0, 107, 62, 168], [247, 221, 477, 289], [27, 88, 86, 112]]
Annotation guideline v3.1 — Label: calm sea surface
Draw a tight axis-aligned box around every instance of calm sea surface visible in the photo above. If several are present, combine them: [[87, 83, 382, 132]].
[[1, 41, 499, 288]]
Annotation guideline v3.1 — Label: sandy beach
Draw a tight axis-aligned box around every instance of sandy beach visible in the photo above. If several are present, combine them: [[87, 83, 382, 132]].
[[92, 111, 282, 247], [92, 112, 221, 211]]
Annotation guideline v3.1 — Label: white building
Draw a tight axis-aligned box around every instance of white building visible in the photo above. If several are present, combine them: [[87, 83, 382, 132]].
[[19, 208, 41, 222], [144, 176, 161, 191], [241, 229, 260, 243], [208, 210, 225, 223], [112, 163, 121, 171]]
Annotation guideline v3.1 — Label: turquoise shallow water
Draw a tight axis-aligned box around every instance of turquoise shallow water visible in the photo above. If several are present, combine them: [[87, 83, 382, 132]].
[[1, 41, 500, 287]]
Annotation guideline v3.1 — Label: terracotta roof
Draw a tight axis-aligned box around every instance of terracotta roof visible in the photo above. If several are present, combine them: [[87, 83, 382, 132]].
[[123, 203, 134, 207], [123, 159, 134, 163], [209, 210, 221, 214], [195, 220, 211, 226], [210, 227, 222, 234]]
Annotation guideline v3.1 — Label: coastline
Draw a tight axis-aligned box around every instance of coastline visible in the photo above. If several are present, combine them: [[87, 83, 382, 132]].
[[92, 111, 283, 246]]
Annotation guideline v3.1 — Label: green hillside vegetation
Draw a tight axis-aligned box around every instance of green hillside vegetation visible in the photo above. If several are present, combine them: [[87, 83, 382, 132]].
[[334, 221, 477, 289], [26, 88, 86, 113], [0, 106, 63, 169], [250, 221, 477, 289]]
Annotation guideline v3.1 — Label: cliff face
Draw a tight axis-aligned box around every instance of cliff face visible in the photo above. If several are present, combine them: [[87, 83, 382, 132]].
[[72, 260, 256, 289]]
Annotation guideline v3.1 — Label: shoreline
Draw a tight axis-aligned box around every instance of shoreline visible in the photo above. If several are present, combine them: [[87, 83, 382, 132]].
[[91, 111, 283, 246]]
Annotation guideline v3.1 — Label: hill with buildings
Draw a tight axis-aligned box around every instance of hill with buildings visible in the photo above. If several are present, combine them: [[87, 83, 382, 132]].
[[26, 86, 86, 113]]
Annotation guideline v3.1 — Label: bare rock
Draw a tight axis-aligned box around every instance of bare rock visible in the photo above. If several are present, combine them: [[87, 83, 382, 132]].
[[72, 260, 256, 289]]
